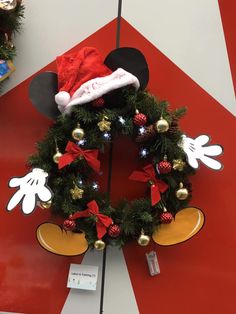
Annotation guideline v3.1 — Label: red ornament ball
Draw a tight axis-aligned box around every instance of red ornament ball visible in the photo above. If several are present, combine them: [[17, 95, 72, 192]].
[[92, 97, 105, 107], [108, 224, 121, 238], [160, 212, 173, 224], [157, 160, 172, 174], [63, 219, 76, 231], [133, 112, 147, 126]]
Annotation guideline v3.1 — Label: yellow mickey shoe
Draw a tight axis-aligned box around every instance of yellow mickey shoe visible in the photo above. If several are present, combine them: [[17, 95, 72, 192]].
[[36, 222, 88, 256], [152, 207, 205, 246]]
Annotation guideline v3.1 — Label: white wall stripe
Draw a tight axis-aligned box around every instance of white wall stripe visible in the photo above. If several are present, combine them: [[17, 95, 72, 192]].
[[103, 247, 139, 314], [61, 247, 139, 314], [3, 0, 117, 94], [61, 249, 104, 314], [122, 0, 236, 116]]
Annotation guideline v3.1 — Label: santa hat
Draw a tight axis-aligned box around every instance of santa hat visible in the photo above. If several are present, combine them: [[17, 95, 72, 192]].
[[29, 47, 149, 120], [55, 47, 140, 114]]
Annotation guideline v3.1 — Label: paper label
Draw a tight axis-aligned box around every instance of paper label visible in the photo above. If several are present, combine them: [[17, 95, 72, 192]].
[[67, 263, 98, 291], [146, 251, 160, 276]]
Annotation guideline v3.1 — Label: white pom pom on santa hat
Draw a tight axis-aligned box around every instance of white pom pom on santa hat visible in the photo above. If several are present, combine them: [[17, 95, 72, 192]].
[[55, 91, 70, 107]]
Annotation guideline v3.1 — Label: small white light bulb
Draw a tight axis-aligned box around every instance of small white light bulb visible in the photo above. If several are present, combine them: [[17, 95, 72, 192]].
[[118, 116, 126, 125], [139, 127, 146, 135]]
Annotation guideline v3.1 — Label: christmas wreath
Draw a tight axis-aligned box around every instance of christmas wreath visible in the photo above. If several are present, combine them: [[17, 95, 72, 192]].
[[7, 47, 223, 255]]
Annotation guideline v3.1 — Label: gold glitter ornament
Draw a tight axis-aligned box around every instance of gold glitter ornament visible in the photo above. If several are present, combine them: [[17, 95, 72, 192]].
[[40, 200, 52, 209], [97, 116, 111, 132], [70, 184, 84, 200], [137, 229, 150, 246], [0, 0, 17, 11], [94, 239, 106, 250], [155, 116, 169, 133], [176, 182, 189, 200], [172, 159, 186, 171], [72, 123, 85, 141], [53, 148, 62, 163]]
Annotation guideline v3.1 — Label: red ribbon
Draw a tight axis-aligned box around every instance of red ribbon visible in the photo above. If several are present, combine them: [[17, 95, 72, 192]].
[[58, 141, 100, 173], [69, 200, 113, 239], [129, 164, 168, 206]]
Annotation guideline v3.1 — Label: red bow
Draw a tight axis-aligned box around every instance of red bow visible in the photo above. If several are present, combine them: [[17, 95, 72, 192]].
[[129, 164, 168, 206], [58, 141, 100, 173], [69, 200, 113, 239]]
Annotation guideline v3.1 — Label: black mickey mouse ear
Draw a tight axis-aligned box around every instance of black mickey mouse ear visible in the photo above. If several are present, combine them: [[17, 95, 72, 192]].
[[104, 47, 149, 90], [29, 72, 60, 120]]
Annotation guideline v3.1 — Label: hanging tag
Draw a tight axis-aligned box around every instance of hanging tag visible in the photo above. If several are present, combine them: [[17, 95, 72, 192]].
[[67, 263, 99, 291], [146, 251, 160, 276]]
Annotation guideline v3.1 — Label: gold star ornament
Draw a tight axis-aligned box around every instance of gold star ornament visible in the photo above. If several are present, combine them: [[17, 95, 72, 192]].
[[70, 185, 84, 200], [172, 159, 186, 171], [97, 116, 111, 132]]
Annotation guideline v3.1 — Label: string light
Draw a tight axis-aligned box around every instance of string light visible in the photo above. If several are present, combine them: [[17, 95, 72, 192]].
[[140, 148, 148, 158], [77, 178, 83, 186], [77, 139, 86, 146], [92, 182, 99, 191], [118, 116, 126, 125], [103, 132, 111, 140], [139, 126, 146, 135]]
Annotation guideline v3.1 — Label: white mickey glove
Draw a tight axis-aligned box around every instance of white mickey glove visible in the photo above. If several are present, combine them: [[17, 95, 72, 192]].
[[181, 134, 223, 170], [7, 168, 52, 214]]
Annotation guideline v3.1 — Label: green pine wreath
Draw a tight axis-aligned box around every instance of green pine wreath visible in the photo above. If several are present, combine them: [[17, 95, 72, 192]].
[[28, 86, 195, 249]]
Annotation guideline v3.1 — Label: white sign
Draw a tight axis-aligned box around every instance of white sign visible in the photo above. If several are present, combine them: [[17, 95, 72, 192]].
[[67, 264, 99, 291]]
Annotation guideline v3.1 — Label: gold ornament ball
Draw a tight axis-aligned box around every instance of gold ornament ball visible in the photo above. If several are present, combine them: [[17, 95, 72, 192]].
[[0, 0, 17, 11], [176, 183, 189, 200], [155, 117, 169, 133], [94, 239, 106, 250], [53, 151, 62, 163], [72, 124, 85, 141], [137, 233, 150, 246], [40, 200, 52, 209]]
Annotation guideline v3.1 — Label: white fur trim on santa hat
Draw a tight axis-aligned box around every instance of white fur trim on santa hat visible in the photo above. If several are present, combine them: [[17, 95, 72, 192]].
[[55, 68, 140, 114]]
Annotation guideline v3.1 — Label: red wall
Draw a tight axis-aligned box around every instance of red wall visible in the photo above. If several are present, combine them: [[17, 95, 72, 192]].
[[0, 11, 235, 313]]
